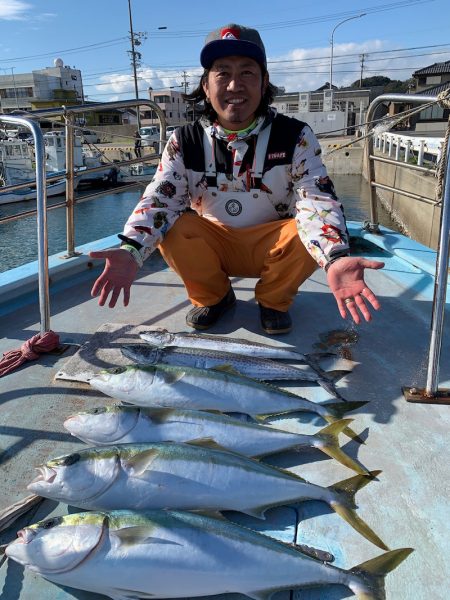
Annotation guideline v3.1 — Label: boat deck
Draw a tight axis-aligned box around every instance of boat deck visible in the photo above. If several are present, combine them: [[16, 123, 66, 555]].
[[0, 221, 449, 600]]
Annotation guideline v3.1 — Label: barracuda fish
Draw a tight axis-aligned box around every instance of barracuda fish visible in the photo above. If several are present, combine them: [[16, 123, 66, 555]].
[[121, 343, 350, 400], [27, 441, 387, 549], [64, 405, 368, 474], [5, 510, 412, 600], [89, 364, 366, 438], [140, 328, 334, 363]]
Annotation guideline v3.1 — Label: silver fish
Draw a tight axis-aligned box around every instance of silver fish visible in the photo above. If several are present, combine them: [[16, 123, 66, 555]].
[[139, 328, 332, 363], [121, 343, 350, 400], [5, 510, 413, 600], [27, 441, 387, 549], [64, 405, 368, 474], [89, 364, 366, 442]]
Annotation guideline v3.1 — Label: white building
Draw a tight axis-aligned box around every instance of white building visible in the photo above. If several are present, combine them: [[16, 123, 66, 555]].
[[0, 58, 84, 113], [272, 88, 371, 136], [142, 89, 188, 127]]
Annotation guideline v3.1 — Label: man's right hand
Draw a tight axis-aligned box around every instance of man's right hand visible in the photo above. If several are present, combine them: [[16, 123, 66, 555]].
[[89, 249, 139, 307]]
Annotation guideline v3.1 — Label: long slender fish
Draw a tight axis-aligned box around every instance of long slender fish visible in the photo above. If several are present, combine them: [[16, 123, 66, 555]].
[[64, 405, 368, 474], [121, 343, 350, 400], [27, 441, 386, 549], [89, 364, 366, 438], [6, 510, 412, 600], [140, 328, 332, 362]]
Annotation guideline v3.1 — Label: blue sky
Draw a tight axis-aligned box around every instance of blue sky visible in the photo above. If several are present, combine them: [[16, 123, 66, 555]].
[[0, 0, 449, 101]]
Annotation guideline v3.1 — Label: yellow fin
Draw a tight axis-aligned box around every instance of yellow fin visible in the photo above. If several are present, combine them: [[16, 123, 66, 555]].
[[124, 449, 158, 476]]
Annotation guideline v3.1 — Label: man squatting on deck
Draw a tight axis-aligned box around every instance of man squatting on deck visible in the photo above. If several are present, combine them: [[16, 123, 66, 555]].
[[90, 23, 384, 335]]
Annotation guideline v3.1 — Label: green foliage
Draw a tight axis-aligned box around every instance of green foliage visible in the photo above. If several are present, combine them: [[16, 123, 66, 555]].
[[348, 76, 411, 93]]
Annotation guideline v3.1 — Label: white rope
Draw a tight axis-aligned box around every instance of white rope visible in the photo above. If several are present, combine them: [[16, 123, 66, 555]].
[[435, 88, 450, 201]]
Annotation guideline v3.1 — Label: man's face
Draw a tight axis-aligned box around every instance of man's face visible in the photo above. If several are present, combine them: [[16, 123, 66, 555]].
[[202, 55, 268, 131]]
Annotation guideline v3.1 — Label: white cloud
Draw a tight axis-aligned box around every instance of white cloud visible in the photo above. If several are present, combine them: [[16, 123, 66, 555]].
[[267, 40, 450, 92], [95, 66, 203, 100], [0, 0, 31, 20]]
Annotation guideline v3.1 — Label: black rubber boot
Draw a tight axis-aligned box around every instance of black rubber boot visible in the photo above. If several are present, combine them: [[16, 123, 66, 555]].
[[186, 287, 236, 330], [259, 304, 292, 335]]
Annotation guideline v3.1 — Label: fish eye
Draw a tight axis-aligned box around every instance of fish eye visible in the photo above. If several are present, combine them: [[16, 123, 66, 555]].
[[63, 453, 81, 466], [110, 367, 126, 375], [41, 517, 62, 530]]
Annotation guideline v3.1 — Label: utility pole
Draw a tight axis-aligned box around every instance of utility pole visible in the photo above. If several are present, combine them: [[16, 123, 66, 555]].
[[359, 53, 366, 88], [127, 0, 147, 130], [181, 71, 190, 94]]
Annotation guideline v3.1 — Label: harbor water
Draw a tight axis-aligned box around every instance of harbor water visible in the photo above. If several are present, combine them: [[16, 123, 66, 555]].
[[0, 174, 398, 273]]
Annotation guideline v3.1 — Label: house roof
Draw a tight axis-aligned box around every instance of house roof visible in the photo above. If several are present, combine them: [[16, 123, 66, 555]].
[[413, 80, 450, 96], [413, 61, 450, 76]]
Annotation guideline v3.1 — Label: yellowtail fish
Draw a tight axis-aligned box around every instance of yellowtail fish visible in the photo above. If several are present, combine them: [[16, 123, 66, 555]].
[[6, 510, 412, 599], [27, 441, 387, 549], [64, 405, 368, 474], [89, 364, 366, 442]]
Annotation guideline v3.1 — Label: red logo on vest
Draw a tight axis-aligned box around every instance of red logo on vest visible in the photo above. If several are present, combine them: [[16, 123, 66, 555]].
[[220, 27, 240, 40]]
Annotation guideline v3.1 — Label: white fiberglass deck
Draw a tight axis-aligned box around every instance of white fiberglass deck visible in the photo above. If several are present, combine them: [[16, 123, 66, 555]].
[[0, 221, 449, 600]]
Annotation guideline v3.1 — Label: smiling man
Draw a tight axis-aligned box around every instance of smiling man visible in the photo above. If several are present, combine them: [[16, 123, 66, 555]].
[[91, 23, 384, 333]]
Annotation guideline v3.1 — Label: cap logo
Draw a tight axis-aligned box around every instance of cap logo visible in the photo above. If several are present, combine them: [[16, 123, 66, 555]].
[[220, 27, 240, 40]]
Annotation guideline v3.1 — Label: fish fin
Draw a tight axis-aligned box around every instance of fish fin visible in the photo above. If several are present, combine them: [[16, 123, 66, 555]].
[[284, 541, 334, 563], [315, 419, 370, 474], [112, 589, 157, 600], [210, 364, 241, 375], [320, 369, 351, 383], [124, 449, 158, 476], [347, 548, 414, 600], [114, 526, 182, 548], [316, 369, 353, 402], [245, 591, 273, 600], [193, 510, 229, 521], [161, 370, 186, 384], [240, 507, 268, 519], [323, 401, 368, 443], [184, 437, 242, 455], [328, 470, 389, 550]]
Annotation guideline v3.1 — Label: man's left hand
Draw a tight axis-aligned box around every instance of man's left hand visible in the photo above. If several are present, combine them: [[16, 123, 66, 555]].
[[326, 256, 385, 324]]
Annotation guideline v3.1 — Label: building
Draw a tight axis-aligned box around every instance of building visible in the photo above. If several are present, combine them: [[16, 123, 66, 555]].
[[142, 89, 188, 127], [409, 61, 450, 134], [272, 87, 373, 136], [0, 59, 84, 114]]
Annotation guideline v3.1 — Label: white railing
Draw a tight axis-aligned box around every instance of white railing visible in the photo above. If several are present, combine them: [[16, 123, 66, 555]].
[[374, 131, 444, 166]]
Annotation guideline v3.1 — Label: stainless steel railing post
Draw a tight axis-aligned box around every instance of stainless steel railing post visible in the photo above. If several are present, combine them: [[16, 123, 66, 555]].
[[425, 141, 450, 395], [0, 115, 50, 333], [64, 109, 77, 256]]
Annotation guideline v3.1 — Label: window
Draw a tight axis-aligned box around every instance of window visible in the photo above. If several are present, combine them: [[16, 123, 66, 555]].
[[0, 87, 33, 99], [154, 95, 171, 103], [419, 104, 445, 121], [426, 75, 441, 85]]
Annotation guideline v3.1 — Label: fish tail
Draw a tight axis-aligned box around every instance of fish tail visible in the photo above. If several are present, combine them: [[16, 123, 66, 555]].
[[346, 548, 414, 600], [315, 419, 369, 474], [317, 371, 351, 401], [322, 401, 368, 444], [328, 470, 389, 550]]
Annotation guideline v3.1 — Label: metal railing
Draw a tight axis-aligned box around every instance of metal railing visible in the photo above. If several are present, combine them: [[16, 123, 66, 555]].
[[365, 93, 449, 401], [0, 98, 166, 334]]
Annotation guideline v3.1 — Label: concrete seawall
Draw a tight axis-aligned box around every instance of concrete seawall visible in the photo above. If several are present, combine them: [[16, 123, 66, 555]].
[[322, 138, 441, 250]]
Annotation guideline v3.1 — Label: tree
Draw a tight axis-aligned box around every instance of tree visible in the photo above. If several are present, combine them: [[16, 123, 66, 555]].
[[348, 76, 410, 93]]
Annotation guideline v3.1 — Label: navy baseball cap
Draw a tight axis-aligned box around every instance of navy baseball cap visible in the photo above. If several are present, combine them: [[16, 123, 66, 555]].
[[200, 24, 267, 69]]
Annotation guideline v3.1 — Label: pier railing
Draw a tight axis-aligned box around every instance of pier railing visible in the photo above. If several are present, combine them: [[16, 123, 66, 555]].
[[365, 93, 449, 402], [0, 99, 166, 333]]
